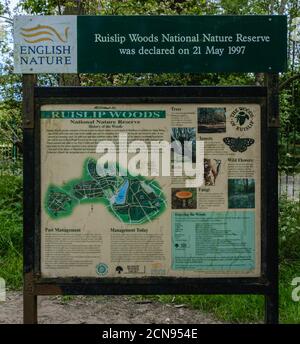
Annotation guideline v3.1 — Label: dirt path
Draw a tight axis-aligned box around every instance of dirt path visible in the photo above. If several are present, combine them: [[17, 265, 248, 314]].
[[0, 292, 221, 324]]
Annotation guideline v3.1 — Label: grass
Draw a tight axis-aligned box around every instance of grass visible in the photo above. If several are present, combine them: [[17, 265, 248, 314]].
[[279, 261, 300, 323], [145, 262, 300, 324], [0, 175, 23, 289], [0, 175, 299, 323]]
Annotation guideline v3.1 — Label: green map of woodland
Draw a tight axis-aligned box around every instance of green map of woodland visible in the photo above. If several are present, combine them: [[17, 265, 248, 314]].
[[45, 158, 166, 224]]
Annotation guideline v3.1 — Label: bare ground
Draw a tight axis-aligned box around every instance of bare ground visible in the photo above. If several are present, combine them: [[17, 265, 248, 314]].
[[0, 292, 222, 324]]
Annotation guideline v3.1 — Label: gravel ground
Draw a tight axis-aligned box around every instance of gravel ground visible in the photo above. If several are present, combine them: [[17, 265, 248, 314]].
[[0, 292, 222, 324]]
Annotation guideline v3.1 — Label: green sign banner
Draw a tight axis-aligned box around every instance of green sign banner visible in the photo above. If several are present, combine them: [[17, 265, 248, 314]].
[[14, 15, 287, 74], [41, 110, 166, 119]]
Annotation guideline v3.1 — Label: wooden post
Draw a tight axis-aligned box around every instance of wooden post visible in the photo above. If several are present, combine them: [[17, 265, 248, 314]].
[[264, 72, 280, 324], [24, 274, 37, 324], [22, 74, 38, 324]]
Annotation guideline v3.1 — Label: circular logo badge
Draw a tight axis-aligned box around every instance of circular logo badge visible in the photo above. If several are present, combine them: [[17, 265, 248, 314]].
[[230, 107, 254, 132], [96, 263, 108, 276]]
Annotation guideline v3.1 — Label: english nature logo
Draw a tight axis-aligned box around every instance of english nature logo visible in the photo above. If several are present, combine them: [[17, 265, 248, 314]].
[[20, 24, 69, 43]]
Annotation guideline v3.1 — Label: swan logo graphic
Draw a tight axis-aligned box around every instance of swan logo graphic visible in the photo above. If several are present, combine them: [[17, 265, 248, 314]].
[[20, 24, 70, 44], [14, 15, 77, 73]]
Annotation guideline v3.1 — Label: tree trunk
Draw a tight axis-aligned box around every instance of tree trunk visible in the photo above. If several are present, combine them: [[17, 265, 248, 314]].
[[59, 0, 86, 86]]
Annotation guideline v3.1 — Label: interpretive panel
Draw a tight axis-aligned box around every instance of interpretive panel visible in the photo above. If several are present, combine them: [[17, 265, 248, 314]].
[[40, 103, 261, 278]]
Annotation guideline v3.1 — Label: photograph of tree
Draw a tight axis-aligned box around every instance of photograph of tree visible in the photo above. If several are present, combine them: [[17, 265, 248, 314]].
[[171, 127, 196, 162], [197, 107, 226, 133], [228, 178, 255, 209]]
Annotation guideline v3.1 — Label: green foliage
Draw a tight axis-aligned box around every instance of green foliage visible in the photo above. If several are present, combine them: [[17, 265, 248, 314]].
[[0, 174, 22, 212], [142, 263, 300, 323], [279, 197, 300, 262], [279, 261, 300, 324], [150, 293, 264, 323], [0, 1, 22, 106], [0, 158, 23, 176], [0, 101, 22, 144], [220, 0, 251, 14], [0, 175, 23, 289], [20, 0, 59, 14], [279, 82, 300, 174]]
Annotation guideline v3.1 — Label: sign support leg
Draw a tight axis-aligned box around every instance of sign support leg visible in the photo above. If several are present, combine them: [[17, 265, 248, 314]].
[[23, 74, 37, 324], [24, 292, 37, 324], [265, 292, 279, 324], [264, 73, 279, 324]]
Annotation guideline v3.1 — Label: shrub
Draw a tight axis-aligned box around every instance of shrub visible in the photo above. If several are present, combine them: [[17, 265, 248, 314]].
[[279, 196, 300, 262], [0, 175, 23, 289]]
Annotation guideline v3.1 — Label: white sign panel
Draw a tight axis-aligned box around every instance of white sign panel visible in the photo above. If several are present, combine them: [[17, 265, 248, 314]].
[[14, 16, 77, 73], [40, 103, 261, 278]]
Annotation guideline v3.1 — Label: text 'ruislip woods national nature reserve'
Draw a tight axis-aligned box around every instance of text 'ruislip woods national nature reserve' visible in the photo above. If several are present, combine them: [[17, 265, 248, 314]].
[[14, 15, 287, 73]]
